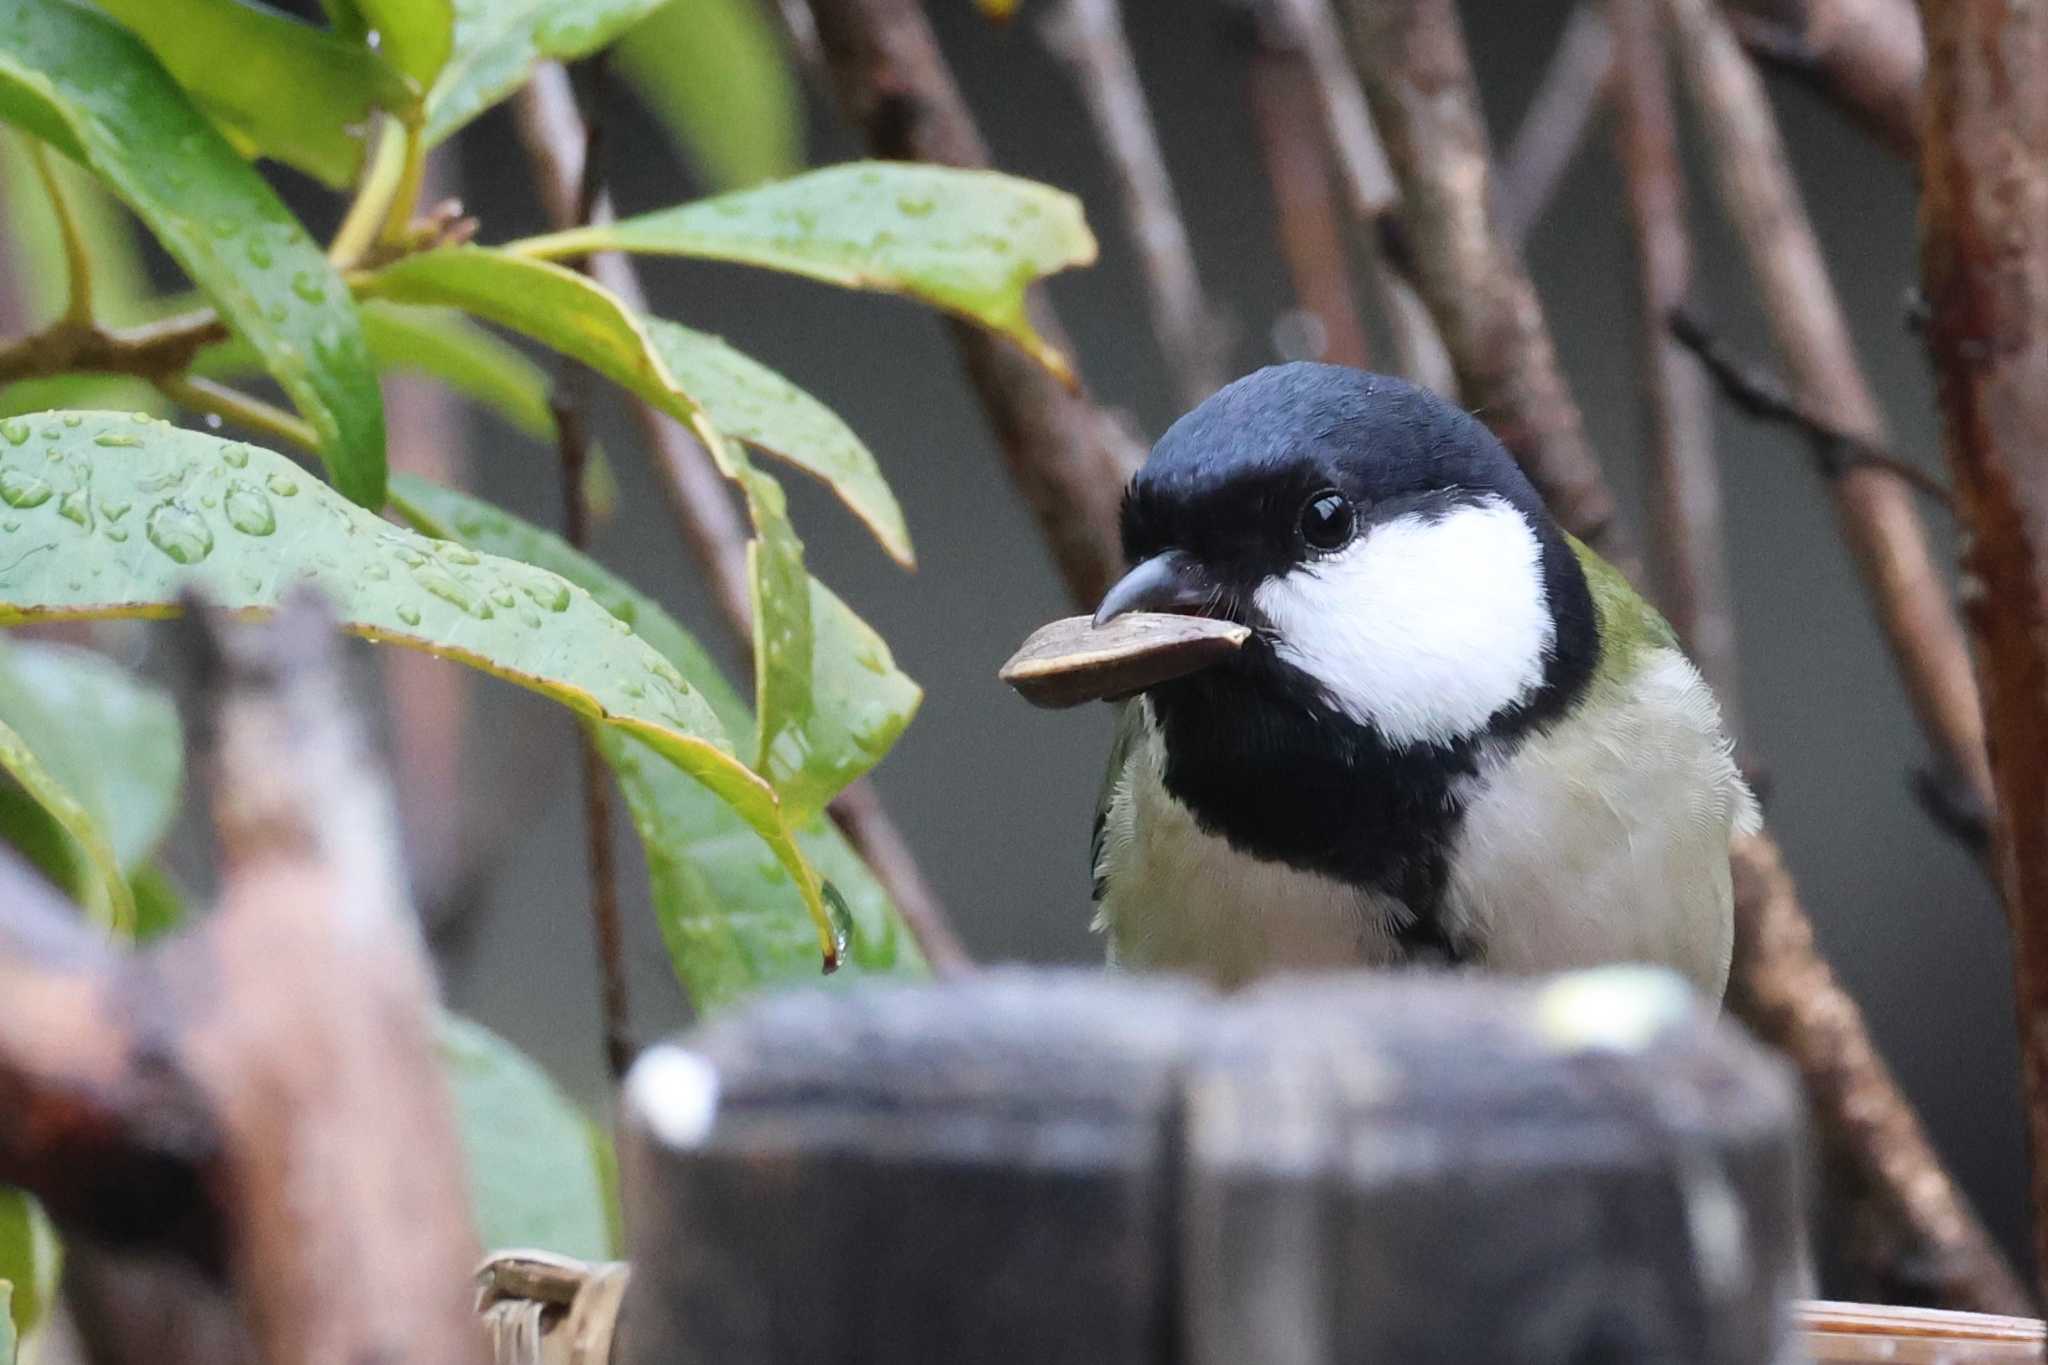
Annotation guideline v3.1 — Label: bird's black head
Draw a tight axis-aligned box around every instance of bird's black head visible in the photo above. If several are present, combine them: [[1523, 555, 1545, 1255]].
[[1102, 363, 1597, 751]]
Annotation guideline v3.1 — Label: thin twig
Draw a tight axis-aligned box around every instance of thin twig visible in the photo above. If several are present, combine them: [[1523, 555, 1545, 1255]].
[[26, 141, 93, 329], [511, 66, 976, 979], [1241, 1, 1373, 369], [1917, 0, 2048, 1306], [1498, 6, 1616, 248], [1608, 0, 1743, 740], [1670, 309, 1956, 507], [802, 0, 1147, 611], [1270, 0, 1456, 394], [1664, 0, 1997, 837], [0, 308, 228, 386], [156, 375, 320, 453], [1341, 0, 1631, 563], [1041, 0, 1228, 408], [1724, 0, 1923, 160], [552, 58, 634, 1081]]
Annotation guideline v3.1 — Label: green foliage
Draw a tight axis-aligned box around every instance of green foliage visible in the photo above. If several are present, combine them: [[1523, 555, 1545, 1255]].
[[0, 1190, 55, 1349], [0, 0, 386, 505], [89, 0, 411, 187], [422, 0, 671, 147], [349, 0, 456, 89], [514, 162, 1098, 376], [393, 475, 927, 1005], [616, 0, 800, 191], [0, 639, 181, 929], [441, 1015, 615, 1258], [1, 1281, 12, 1365]]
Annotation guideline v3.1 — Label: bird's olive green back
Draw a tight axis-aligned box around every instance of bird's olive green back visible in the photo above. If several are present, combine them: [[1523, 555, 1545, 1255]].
[[1567, 533, 1679, 690]]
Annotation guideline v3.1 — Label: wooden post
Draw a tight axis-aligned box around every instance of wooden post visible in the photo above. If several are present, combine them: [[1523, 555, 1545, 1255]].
[[619, 968, 1805, 1364]]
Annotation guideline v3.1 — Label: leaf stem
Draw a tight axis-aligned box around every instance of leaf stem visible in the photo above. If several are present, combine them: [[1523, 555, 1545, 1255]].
[[329, 117, 409, 269], [376, 122, 430, 251], [27, 141, 96, 329], [157, 375, 320, 453]]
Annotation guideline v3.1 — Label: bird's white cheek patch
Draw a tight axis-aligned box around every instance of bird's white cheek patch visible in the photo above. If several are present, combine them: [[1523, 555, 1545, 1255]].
[[1252, 497, 1554, 746]]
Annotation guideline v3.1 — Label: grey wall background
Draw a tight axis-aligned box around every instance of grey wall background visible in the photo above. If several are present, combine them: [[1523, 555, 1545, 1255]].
[[415, 1, 2024, 1275]]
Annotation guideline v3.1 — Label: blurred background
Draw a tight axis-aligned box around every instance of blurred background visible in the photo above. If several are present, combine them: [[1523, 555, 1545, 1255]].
[[17, 0, 2017, 1279]]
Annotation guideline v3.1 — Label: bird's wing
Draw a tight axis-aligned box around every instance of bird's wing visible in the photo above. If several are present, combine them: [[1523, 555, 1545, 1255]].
[[1566, 532, 1681, 685], [1092, 700, 1146, 903]]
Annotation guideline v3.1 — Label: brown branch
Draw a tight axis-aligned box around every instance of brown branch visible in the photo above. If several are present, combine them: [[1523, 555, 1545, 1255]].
[[1728, 833, 2032, 1312], [1340, 0, 1631, 564], [1498, 6, 1616, 248], [1041, 0, 1229, 408], [1608, 0, 1742, 739], [801, 0, 1143, 615], [547, 58, 636, 1082], [512, 66, 974, 979], [0, 595, 489, 1365], [1271, 0, 1457, 395], [1671, 308, 1957, 508], [1917, 0, 2048, 1307], [1664, 0, 1998, 841], [1241, 3, 1373, 370], [1723, 0, 1923, 160], [0, 309, 228, 386]]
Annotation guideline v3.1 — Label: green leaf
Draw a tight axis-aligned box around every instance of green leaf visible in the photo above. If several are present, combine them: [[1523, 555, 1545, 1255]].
[[1, 641, 181, 870], [512, 162, 1097, 379], [0, 411, 839, 963], [0, 1189, 57, 1347], [615, 0, 800, 192], [1, 1281, 13, 1365], [391, 475, 925, 1008], [130, 862, 189, 940], [0, 0, 387, 506], [647, 319, 911, 565], [422, 0, 670, 148], [440, 1014, 613, 1258], [0, 686, 133, 931], [198, 300, 555, 439], [89, 0, 412, 187], [353, 0, 455, 89]]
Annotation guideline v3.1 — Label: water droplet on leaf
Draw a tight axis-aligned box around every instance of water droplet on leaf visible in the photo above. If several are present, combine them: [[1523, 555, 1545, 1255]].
[[0, 469, 53, 508], [145, 503, 213, 564], [224, 482, 276, 536]]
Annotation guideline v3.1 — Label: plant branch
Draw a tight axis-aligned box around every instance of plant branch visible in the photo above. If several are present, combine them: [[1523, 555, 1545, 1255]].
[[1916, 0, 2048, 1306], [1240, 2, 1372, 369], [377, 121, 430, 251], [1608, 0, 1743, 740], [550, 56, 634, 1082], [1723, 0, 1923, 160], [800, 0, 1146, 612], [1340, 0, 1631, 565], [1670, 308, 1956, 507], [1269, 0, 1456, 394], [0, 308, 229, 387], [1498, 5, 1616, 248], [511, 65, 975, 979], [1040, 0, 1228, 408], [330, 116, 409, 270], [27, 140, 93, 329], [1664, 0, 1997, 844], [155, 375, 320, 453]]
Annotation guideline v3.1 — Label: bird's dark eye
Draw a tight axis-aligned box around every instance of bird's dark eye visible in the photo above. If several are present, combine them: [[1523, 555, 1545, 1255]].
[[1298, 489, 1354, 551]]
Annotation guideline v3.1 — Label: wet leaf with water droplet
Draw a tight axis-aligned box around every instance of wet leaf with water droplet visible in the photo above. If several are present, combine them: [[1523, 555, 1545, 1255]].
[[0, 2, 385, 504], [391, 474, 923, 1002], [421, 0, 667, 146], [510, 162, 1097, 380]]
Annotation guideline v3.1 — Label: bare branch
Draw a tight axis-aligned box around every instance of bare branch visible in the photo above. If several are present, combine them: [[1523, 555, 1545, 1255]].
[[1724, 0, 1923, 160], [1671, 308, 1956, 507], [512, 66, 974, 979], [1241, 3, 1373, 369], [1270, 0, 1456, 395], [1340, 0, 1631, 562], [1917, 0, 2048, 1307], [801, 0, 1143, 615], [1608, 0, 1742, 738], [1664, 0, 1997, 841], [1729, 832, 2032, 1313], [1499, 6, 1617, 248], [1041, 0, 1228, 408]]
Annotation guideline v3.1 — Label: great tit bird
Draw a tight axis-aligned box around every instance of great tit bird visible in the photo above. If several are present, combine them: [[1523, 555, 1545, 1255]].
[[1090, 363, 1756, 997]]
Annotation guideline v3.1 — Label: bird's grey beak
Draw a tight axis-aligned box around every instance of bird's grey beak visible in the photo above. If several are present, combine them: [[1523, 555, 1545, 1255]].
[[1093, 550, 1220, 628]]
